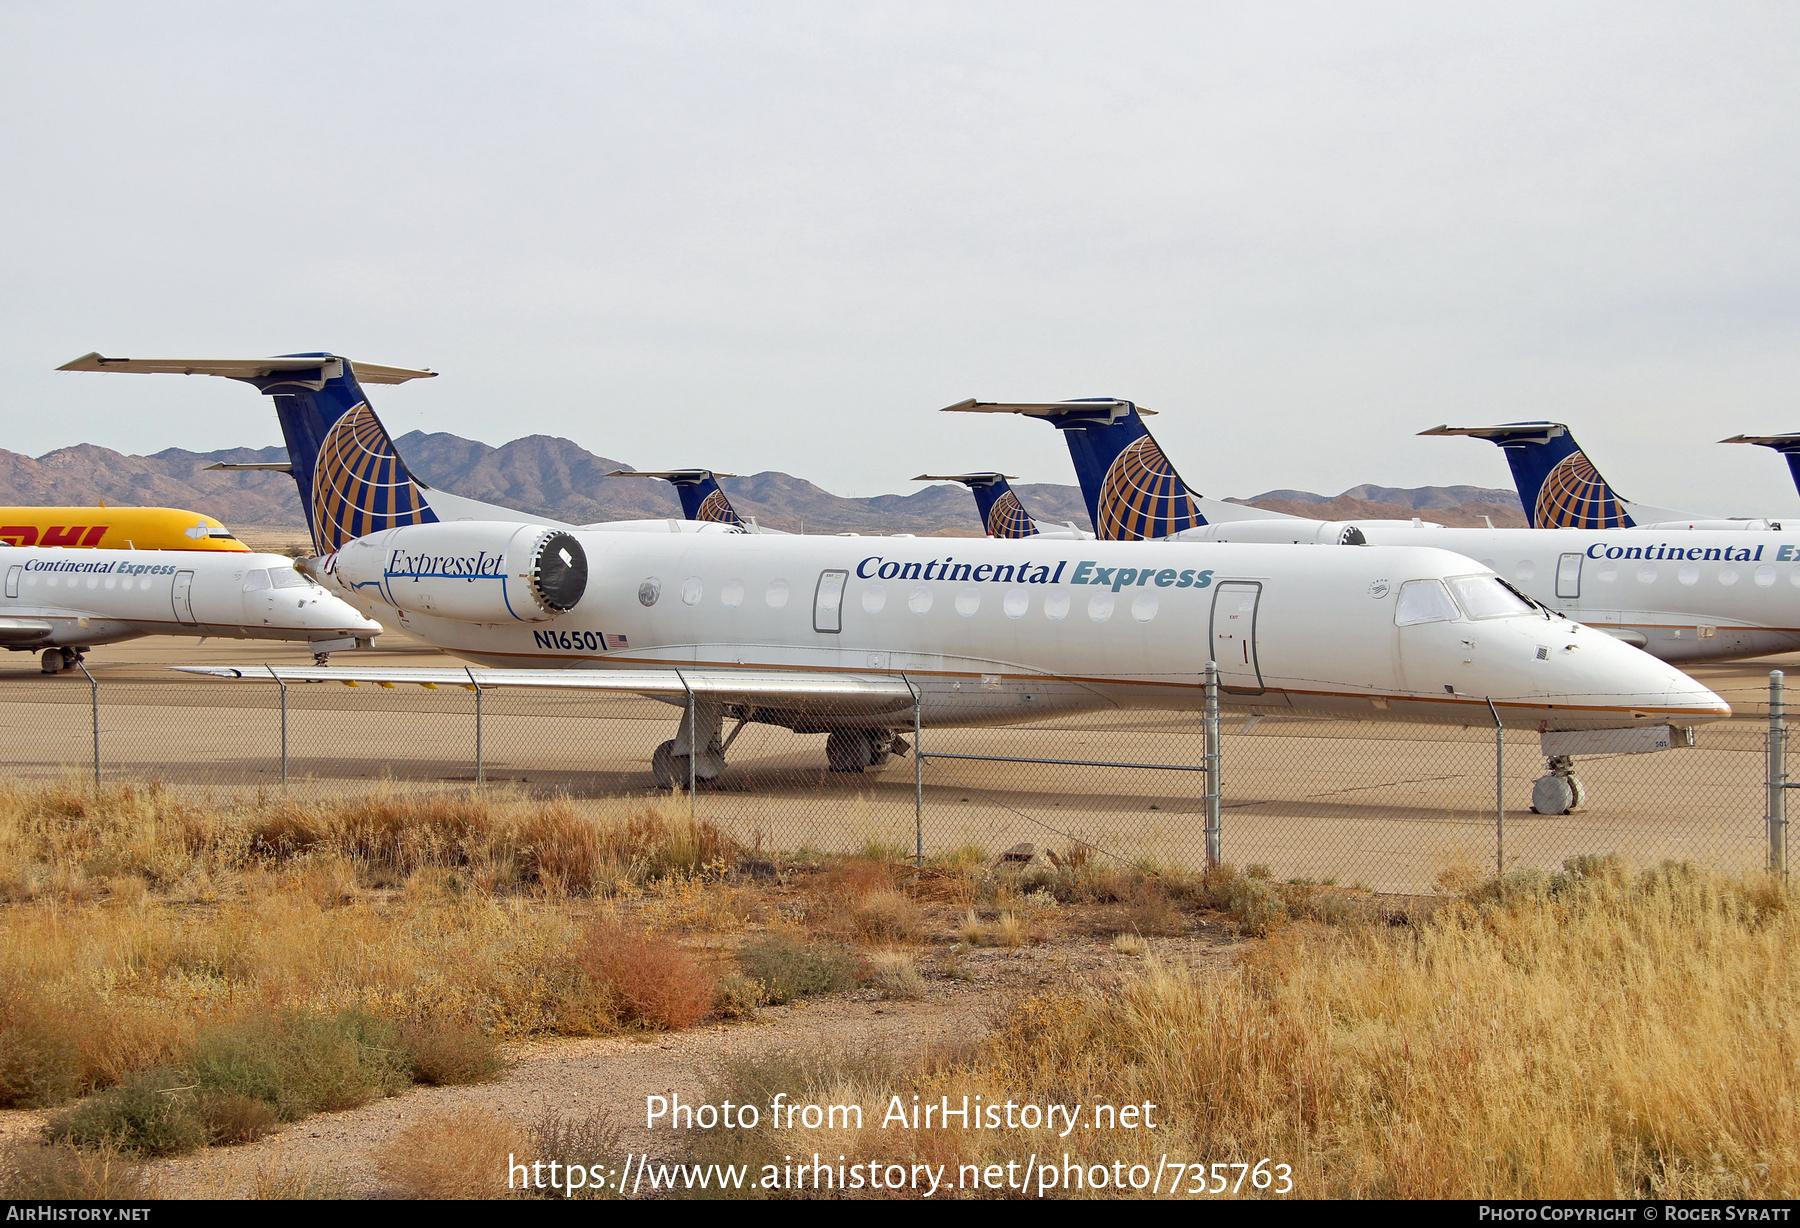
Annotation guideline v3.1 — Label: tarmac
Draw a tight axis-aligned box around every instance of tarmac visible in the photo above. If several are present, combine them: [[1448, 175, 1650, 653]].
[[0, 631, 1787, 893]]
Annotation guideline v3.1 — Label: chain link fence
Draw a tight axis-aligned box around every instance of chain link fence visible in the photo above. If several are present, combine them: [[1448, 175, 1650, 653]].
[[1, 663, 1786, 892]]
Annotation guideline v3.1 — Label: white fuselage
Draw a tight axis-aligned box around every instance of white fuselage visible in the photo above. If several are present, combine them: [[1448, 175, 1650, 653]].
[[0, 547, 382, 652], [320, 528, 1727, 733], [1178, 519, 1800, 663]]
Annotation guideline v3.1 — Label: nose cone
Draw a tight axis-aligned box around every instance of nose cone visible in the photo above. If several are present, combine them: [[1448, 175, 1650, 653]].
[[1579, 627, 1731, 724], [312, 591, 384, 636]]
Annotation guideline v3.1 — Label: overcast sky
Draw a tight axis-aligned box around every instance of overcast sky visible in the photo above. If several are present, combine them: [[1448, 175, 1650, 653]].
[[3, 2, 1797, 514]]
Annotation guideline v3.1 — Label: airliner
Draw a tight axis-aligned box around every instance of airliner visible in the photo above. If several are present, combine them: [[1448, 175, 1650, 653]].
[[0, 507, 250, 552], [1, 544, 380, 673], [1420, 421, 1782, 530], [913, 473, 1091, 540], [954, 399, 1800, 665], [60, 351, 1727, 814]]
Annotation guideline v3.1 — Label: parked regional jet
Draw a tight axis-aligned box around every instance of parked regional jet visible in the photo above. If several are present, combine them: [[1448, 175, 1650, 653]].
[[1421, 422, 1781, 530], [913, 473, 1091, 540], [0, 544, 381, 672], [0, 507, 249, 552], [69, 350, 1728, 817], [958, 398, 1800, 665]]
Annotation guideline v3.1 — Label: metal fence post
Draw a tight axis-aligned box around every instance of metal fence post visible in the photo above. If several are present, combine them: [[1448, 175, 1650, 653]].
[[78, 660, 99, 791], [464, 667, 483, 788], [1488, 698, 1504, 879], [266, 665, 287, 792], [903, 674, 923, 867], [1203, 661, 1222, 870], [1771, 671, 1787, 878], [673, 667, 696, 819]]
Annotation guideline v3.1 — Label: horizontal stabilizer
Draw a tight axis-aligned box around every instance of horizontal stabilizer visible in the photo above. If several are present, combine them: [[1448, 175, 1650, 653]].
[[605, 469, 737, 480], [942, 398, 1156, 417], [204, 462, 292, 472], [913, 473, 1017, 483], [1418, 423, 1566, 445], [58, 352, 436, 385], [1721, 433, 1800, 453]]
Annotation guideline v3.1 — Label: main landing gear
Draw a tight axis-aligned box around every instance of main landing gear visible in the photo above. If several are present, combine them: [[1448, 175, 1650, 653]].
[[1530, 755, 1588, 816], [825, 728, 909, 773], [650, 709, 911, 790], [40, 647, 87, 675]]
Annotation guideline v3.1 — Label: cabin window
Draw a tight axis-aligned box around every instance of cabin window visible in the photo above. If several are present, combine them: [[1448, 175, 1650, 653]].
[[1394, 579, 1460, 626], [242, 569, 271, 592], [1446, 575, 1535, 620]]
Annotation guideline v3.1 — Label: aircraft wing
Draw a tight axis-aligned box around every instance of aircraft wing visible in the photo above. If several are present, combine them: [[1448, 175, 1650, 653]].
[[173, 665, 919, 716]]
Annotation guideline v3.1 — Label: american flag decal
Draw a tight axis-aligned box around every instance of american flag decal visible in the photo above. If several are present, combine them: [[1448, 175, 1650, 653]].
[[603, 632, 629, 651]]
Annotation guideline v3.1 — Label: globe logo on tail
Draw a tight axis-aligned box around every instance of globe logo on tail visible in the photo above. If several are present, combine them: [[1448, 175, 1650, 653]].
[[1533, 451, 1634, 529], [695, 489, 743, 527], [985, 490, 1037, 539], [1095, 436, 1203, 541], [311, 402, 436, 551]]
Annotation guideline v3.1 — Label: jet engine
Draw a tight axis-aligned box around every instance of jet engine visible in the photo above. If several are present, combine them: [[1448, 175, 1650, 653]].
[[326, 522, 587, 623]]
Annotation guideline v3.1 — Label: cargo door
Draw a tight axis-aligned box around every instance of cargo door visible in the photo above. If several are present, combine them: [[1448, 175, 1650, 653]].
[[1209, 581, 1264, 694], [812, 569, 847, 633], [172, 570, 197, 626]]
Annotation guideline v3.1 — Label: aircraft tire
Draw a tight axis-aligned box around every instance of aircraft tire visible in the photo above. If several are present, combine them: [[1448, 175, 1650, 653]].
[[826, 728, 875, 773], [652, 739, 725, 789], [1530, 772, 1584, 816], [40, 649, 61, 675]]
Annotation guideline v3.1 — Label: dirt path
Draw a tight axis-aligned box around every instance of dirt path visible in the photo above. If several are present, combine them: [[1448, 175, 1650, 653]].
[[30, 933, 1229, 1199]]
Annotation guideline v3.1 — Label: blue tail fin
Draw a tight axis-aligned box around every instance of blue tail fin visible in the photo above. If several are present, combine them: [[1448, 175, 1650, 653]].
[[239, 355, 439, 552], [915, 473, 1039, 538], [606, 469, 745, 527], [940, 399, 1204, 539], [1418, 422, 1635, 528], [1721, 433, 1800, 498]]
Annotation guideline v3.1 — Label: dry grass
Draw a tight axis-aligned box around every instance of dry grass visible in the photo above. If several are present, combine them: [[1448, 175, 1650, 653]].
[[926, 858, 1800, 1198], [378, 1107, 530, 1199], [563, 919, 719, 1033], [869, 951, 927, 1000], [0, 1141, 160, 1199]]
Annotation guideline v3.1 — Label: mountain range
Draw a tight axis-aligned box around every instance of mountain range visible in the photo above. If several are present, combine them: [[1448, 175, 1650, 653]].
[[0, 431, 1528, 536]]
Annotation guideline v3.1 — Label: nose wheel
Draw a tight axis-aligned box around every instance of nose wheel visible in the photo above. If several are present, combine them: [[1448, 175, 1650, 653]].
[[1530, 755, 1587, 815]]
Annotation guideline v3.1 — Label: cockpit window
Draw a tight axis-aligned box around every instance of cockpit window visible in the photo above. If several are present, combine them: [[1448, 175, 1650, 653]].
[[207, 528, 238, 539], [270, 569, 311, 590], [1449, 575, 1536, 620], [242, 569, 271, 592], [1394, 579, 1460, 627]]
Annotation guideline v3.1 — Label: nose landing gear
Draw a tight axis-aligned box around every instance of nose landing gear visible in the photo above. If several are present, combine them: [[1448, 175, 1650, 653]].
[[1530, 755, 1587, 815]]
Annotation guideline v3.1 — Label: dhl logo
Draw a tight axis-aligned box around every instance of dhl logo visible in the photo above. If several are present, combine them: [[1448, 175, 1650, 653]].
[[0, 525, 107, 548]]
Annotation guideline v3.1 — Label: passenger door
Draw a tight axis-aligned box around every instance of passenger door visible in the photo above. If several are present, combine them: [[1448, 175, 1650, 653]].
[[4, 565, 19, 599], [1555, 552, 1583, 601], [1209, 581, 1264, 694], [171, 570, 197, 626], [812, 569, 848, 633]]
